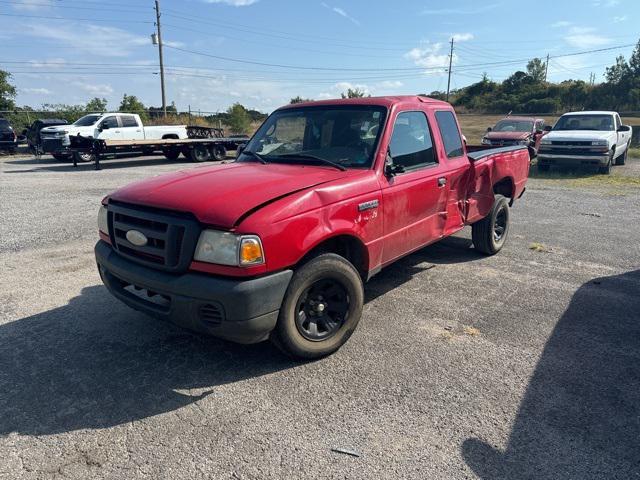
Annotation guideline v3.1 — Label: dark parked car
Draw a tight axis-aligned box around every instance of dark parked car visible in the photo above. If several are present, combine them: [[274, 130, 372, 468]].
[[0, 118, 17, 153], [25, 119, 69, 156]]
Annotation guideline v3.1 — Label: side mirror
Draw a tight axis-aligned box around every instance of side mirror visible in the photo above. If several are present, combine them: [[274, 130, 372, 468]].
[[486, 127, 492, 132], [384, 150, 405, 176], [98, 123, 109, 131], [544, 125, 552, 132], [618, 125, 631, 132]]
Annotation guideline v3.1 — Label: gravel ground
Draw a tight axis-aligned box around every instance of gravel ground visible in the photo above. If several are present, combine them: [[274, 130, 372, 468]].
[[1, 152, 639, 479]]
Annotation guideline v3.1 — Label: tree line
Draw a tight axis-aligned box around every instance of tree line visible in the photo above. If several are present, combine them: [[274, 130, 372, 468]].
[[430, 39, 640, 114]]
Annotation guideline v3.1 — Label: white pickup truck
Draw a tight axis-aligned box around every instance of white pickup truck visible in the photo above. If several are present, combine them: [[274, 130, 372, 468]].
[[40, 113, 188, 162], [537, 111, 633, 174]]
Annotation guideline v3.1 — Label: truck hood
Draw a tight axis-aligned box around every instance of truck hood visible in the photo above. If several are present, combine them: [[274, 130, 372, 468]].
[[485, 131, 530, 140], [109, 162, 354, 228], [544, 130, 613, 142], [41, 125, 93, 134]]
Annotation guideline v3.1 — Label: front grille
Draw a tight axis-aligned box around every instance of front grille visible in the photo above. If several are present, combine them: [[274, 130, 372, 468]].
[[108, 201, 200, 273], [551, 140, 592, 146], [540, 147, 605, 156], [41, 138, 64, 153]]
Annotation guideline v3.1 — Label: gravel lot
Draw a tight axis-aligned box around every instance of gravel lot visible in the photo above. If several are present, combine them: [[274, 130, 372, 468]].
[[1, 152, 639, 479]]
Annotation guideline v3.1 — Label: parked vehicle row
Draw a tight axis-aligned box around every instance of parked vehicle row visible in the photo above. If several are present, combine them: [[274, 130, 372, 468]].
[[0, 117, 17, 153], [94, 95, 531, 359]]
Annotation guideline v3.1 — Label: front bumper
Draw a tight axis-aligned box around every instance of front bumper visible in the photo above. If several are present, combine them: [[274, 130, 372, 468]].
[[537, 152, 610, 166], [95, 240, 293, 344]]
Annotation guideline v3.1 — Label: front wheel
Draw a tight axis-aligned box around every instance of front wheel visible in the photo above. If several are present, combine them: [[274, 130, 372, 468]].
[[472, 194, 510, 255], [271, 253, 364, 359], [598, 153, 612, 174], [74, 151, 95, 163]]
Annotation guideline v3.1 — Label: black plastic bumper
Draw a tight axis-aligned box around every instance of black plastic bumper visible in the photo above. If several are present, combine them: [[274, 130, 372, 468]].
[[95, 240, 292, 343]]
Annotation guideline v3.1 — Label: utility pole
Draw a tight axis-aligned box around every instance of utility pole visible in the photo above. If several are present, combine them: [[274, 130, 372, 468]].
[[446, 38, 454, 102], [154, 0, 167, 117], [544, 53, 549, 82]]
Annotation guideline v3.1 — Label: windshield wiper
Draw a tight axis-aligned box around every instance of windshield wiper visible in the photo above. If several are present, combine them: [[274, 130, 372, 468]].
[[277, 153, 347, 171], [241, 150, 267, 164]]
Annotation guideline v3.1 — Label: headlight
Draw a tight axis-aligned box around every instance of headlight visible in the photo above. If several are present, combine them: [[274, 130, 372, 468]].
[[591, 140, 608, 147], [194, 230, 264, 266], [481, 137, 491, 145], [98, 205, 109, 235]]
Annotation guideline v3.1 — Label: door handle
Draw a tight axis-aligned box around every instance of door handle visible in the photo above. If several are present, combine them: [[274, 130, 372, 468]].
[[438, 177, 447, 187]]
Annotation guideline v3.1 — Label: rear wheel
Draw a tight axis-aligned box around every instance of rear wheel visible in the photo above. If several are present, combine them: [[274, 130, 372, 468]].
[[211, 145, 226, 161], [162, 147, 180, 161], [472, 194, 510, 255], [271, 253, 364, 359], [189, 144, 210, 162], [74, 151, 95, 163]]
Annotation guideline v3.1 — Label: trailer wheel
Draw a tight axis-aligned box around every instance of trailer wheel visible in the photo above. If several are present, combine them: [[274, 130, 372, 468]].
[[211, 145, 226, 161], [162, 147, 180, 161], [74, 151, 95, 163], [190, 144, 210, 162]]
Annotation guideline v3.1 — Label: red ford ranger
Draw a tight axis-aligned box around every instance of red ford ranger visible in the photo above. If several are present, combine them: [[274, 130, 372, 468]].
[[95, 96, 530, 359]]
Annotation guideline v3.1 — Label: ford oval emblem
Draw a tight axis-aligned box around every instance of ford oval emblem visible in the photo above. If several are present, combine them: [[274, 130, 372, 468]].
[[126, 230, 148, 247]]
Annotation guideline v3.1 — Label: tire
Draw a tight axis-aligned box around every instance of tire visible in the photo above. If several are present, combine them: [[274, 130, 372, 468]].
[[211, 145, 226, 161], [189, 144, 210, 162], [598, 152, 613, 175], [271, 253, 364, 359], [74, 151, 95, 163], [162, 147, 180, 161], [537, 164, 550, 172], [614, 143, 629, 166], [52, 154, 72, 161], [472, 194, 510, 255]]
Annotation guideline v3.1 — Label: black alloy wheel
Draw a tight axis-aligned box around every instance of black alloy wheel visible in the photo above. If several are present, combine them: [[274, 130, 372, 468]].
[[294, 279, 350, 341]]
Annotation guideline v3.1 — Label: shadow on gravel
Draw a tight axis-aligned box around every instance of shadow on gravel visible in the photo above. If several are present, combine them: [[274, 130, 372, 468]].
[[0, 285, 296, 436], [462, 269, 640, 479]]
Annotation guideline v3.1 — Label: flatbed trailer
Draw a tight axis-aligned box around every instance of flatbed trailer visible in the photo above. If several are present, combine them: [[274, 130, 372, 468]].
[[69, 134, 248, 170]]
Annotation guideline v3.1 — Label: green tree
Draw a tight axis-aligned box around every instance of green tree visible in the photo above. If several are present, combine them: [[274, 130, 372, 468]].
[[226, 102, 251, 134], [605, 55, 629, 84], [290, 96, 312, 104], [85, 97, 108, 113], [628, 39, 640, 75], [0, 69, 17, 111], [118, 94, 148, 120], [526, 58, 547, 83], [341, 88, 369, 99]]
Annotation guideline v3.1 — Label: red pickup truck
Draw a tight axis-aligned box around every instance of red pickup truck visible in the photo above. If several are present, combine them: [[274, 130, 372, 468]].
[[95, 96, 530, 358]]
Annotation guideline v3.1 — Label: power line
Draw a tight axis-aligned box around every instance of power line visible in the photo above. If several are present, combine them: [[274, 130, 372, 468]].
[[0, 12, 153, 23]]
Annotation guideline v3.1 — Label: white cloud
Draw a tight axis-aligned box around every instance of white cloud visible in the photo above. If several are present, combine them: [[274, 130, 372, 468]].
[[612, 15, 628, 23], [12, 0, 53, 10], [203, 0, 258, 5], [592, 0, 619, 6], [404, 43, 452, 72], [452, 32, 474, 42], [564, 27, 612, 48], [74, 82, 114, 96], [377, 80, 404, 88], [20, 87, 52, 95], [27, 58, 67, 69], [24, 22, 150, 57], [321, 3, 360, 26], [551, 20, 572, 28]]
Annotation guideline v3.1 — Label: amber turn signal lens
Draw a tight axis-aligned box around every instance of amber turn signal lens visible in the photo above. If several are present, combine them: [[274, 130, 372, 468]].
[[240, 237, 264, 265]]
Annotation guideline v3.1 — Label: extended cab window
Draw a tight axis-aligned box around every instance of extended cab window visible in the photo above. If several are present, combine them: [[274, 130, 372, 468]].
[[100, 116, 119, 129], [121, 115, 138, 128], [389, 111, 435, 170], [435, 111, 464, 158]]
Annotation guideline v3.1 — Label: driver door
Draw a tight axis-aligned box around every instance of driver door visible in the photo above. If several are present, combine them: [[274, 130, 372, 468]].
[[95, 116, 121, 140]]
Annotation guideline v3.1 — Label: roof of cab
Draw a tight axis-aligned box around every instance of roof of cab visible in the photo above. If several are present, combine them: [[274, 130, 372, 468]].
[[562, 111, 616, 116], [277, 95, 452, 111]]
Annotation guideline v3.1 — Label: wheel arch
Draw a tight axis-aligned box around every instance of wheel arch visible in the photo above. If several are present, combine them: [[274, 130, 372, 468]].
[[296, 234, 369, 280], [162, 134, 179, 140], [493, 176, 515, 205]]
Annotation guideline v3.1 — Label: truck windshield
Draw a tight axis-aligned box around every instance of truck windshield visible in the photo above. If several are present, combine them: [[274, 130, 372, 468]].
[[239, 105, 387, 169], [493, 120, 533, 132], [554, 115, 614, 131], [73, 114, 102, 127], [0, 119, 9, 129]]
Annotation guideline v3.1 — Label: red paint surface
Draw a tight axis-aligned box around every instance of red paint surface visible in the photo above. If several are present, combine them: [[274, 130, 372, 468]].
[[107, 96, 530, 278]]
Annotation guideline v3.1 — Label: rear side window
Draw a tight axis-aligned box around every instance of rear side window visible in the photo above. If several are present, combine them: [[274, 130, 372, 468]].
[[121, 115, 138, 128], [435, 111, 464, 158], [389, 111, 436, 170]]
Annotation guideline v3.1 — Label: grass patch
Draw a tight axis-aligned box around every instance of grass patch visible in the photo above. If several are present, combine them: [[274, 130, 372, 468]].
[[629, 147, 640, 159], [567, 174, 640, 188], [463, 326, 480, 336], [529, 242, 552, 253]]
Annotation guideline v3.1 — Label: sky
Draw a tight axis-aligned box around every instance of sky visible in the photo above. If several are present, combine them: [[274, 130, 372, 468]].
[[1, 0, 638, 114]]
